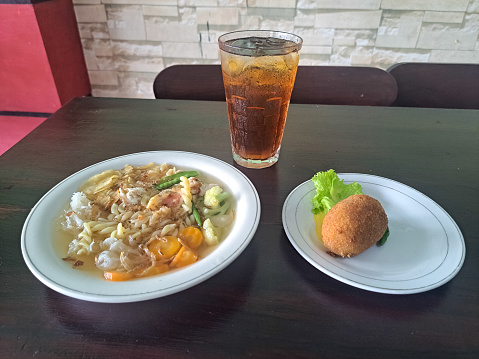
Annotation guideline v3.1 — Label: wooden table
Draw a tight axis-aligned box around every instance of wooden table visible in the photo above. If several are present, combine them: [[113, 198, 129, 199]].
[[1, 97, 478, 358]]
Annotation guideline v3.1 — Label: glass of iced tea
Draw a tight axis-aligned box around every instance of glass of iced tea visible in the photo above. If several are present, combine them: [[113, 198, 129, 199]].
[[218, 30, 302, 169]]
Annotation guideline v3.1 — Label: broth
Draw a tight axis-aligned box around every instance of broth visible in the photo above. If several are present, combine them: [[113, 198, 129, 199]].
[[54, 164, 235, 280]]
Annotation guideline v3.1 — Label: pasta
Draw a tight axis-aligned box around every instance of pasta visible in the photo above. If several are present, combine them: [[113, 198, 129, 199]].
[[180, 176, 192, 212], [60, 163, 234, 281]]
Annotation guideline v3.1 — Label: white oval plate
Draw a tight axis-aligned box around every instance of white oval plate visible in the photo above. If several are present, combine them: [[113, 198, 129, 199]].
[[282, 173, 465, 294], [22, 151, 260, 303]]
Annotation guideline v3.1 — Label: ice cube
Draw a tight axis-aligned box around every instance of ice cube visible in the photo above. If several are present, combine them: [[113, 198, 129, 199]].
[[284, 52, 299, 70], [221, 54, 245, 77]]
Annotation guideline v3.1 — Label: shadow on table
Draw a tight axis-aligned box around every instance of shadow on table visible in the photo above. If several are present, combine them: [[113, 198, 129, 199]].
[[45, 242, 257, 343], [280, 232, 448, 317]]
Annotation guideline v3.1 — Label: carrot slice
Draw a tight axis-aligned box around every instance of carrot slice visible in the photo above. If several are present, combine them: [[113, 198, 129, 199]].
[[104, 271, 135, 281], [148, 236, 181, 259], [175, 250, 198, 268], [137, 264, 170, 278], [104, 263, 171, 281], [170, 246, 185, 268], [178, 226, 203, 249]]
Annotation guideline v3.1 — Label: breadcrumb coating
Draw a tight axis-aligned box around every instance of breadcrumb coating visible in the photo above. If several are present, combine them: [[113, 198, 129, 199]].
[[321, 194, 388, 257]]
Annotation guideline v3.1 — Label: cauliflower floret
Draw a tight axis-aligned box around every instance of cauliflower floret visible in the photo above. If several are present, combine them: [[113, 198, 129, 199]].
[[204, 186, 223, 209], [203, 186, 230, 218], [202, 218, 222, 246]]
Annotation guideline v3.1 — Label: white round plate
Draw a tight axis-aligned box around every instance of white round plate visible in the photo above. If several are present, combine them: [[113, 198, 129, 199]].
[[282, 173, 465, 294], [22, 151, 260, 303]]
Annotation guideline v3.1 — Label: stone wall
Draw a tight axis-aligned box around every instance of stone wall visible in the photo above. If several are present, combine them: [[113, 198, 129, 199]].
[[73, 0, 479, 99]]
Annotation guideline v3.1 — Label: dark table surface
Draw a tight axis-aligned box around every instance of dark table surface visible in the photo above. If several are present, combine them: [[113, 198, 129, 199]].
[[1, 97, 478, 358]]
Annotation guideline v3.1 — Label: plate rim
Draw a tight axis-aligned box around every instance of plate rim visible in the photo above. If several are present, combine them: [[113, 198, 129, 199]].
[[282, 173, 466, 294], [21, 151, 261, 303]]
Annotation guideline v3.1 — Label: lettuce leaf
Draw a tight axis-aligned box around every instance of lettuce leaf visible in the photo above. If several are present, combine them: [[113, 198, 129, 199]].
[[311, 169, 363, 215]]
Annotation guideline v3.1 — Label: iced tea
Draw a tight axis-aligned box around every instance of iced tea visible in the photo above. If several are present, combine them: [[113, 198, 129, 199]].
[[218, 31, 302, 169]]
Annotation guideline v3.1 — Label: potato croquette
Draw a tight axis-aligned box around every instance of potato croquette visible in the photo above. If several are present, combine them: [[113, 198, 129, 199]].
[[321, 194, 388, 258]]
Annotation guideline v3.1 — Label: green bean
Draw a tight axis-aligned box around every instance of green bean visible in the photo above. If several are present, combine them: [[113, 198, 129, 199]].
[[192, 201, 202, 227], [155, 178, 182, 189], [154, 170, 198, 190], [377, 226, 390, 246]]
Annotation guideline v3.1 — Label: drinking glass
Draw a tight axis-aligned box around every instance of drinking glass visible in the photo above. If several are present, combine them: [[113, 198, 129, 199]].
[[218, 30, 302, 169]]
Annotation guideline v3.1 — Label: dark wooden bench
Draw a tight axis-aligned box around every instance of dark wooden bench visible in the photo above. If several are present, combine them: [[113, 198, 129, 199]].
[[387, 63, 479, 109], [153, 65, 398, 106], [291, 66, 397, 106], [153, 65, 225, 102]]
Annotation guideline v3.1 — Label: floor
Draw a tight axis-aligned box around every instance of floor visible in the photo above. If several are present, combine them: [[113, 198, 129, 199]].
[[0, 116, 47, 156]]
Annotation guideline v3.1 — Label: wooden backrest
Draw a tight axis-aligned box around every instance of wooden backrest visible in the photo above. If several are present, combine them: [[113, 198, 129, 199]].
[[291, 66, 397, 106], [387, 63, 479, 109], [153, 64, 398, 106], [153, 65, 225, 102]]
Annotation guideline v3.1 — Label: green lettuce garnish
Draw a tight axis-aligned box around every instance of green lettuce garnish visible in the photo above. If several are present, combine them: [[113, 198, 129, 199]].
[[311, 169, 363, 215]]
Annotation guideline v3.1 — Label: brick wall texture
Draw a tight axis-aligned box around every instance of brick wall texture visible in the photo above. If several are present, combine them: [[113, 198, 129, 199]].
[[73, 0, 479, 99]]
